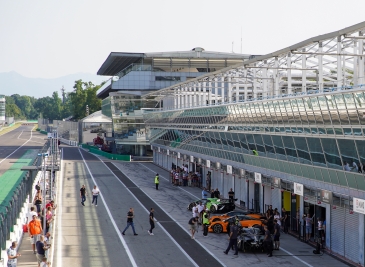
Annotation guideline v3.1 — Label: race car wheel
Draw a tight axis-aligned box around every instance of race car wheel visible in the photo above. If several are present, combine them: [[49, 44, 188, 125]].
[[210, 205, 217, 213], [213, 224, 223, 233]]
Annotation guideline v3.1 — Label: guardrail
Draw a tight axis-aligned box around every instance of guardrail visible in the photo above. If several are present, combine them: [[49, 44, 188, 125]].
[[81, 144, 131, 161]]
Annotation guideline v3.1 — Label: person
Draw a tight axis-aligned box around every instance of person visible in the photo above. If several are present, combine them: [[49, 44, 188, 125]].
[[214, 188, 220, 199], [155, 174, 159, 190], [206, 172, 211, 191], [343, 162, 351, 171], [7, 241, 21, 267], [352, 161, 359, 172], [303, 213, 314, 242], [45, 207, 53, 234], [188, 217, 198, 239], [40, 257, 51, 267], [202, 210, 210, 236], [281, 208, 288, 233], [29, 215, 42, 254], [266, 205, 274, 219], [80, 184, 87, 206], [273, 219, 281, 250], [91, 185, 100, 206], [317, 217, 324, 246], [122, 208, 138, 236], [148, 208, 156, 235], [223, 221, 238, 255], [202, 187, 208, 199], [45, 200, 56, 211], [263, 225, 273, 257], [274, 211, 281, 229], [359, 163, 364, 174], [210, 189, 215, 198], [36, 235, 50, 267], [228, 188, 235, 202], [197, 202, 205, 226], [26, 207, 38, 235], [34, 190, 43, 213], [192, 203, 198, 219]]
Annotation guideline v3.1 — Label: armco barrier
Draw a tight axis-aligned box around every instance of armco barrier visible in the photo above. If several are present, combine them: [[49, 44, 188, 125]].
[[81, 144, 130, 161]]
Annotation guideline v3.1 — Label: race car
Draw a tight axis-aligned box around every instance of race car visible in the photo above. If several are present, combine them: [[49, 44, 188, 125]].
[[209, 211, 265, 223], [187, 198, 219, 211], [208, 215, 264, 234], [208, 198, 237, 213]]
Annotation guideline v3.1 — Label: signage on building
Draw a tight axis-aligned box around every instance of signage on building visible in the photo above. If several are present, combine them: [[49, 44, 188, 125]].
[[272, 177, 281, 188], [158, 147, 161, 152], [177, 152, 180, 158], [167, 150, 169, 155], [320, 189, 333, 204], [227, 165, 232, 174], [206, 160, 210, 168], [190, 155, 194, 162], [254, 172, 262, 183], [353, 197, 365, 215], [294, 182, 303, 196]]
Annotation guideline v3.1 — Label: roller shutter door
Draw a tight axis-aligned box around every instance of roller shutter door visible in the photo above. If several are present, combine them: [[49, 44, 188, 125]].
[[271, 188, 281, 212], [264, 185, 272, 210], [223, 174, 233, 199], [167, 156, 172, 170], [234, 176, 242, 204], [345, 211, 359, 264], [330, 207, 345, 256]]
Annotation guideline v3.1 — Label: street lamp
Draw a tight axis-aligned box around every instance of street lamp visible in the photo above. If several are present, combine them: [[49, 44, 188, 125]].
[[37, 152, 48, 233]]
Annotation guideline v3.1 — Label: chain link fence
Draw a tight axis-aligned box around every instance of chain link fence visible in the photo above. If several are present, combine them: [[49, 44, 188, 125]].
[[38, 119, 79, 143]]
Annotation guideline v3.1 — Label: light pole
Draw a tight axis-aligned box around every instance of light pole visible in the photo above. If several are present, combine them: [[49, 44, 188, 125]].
[[38, 152, 48, 233]]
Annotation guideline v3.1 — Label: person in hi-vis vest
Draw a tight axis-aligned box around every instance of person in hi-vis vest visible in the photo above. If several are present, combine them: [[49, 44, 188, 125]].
[[155, 174, 159, 190]]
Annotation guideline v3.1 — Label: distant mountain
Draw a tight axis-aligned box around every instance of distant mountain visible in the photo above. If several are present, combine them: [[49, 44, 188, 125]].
[[0, 71, 110, 98]]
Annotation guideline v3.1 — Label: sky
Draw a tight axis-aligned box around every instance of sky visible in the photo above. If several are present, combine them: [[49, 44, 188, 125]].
[[1, 0, 365, 79]]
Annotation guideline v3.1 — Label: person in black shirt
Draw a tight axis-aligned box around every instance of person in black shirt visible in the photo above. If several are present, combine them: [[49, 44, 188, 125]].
[[214, 188, 220, 199], [148, 208, 156, 235], [263, 225, 273, 257], [228, 188, 235, 203], [80, 185, 86, 206], [188, 217, 198, 239], [210, 189, 215, 198], [273, 219, 281, 250], [122, 208, 138, 236], [36, 235, 50, 266], [223, 222, 238, 255]]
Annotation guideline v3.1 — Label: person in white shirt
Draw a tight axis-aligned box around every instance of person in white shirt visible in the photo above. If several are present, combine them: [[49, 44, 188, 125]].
[[197, 202, 205, 227], [192, 204, 198, 219], [91, 185, 100, 206], [274, 211, 281, 227], [26, 207, 38, 235]]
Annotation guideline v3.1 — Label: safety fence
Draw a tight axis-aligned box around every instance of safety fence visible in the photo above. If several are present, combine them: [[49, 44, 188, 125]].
[[81, 144, 131, 161]]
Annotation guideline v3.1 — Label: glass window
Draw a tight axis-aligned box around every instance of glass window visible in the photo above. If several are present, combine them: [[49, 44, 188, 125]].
[[326, 128, 334, 135], [262, 135, 276, 158], [238, 133, 249, 153], [321, 110, 332, 125], [329, 110, 341, 124], [353, 128, 363, 136], [271, 135, 287, 160], [334, 128, 343, 136], [282, 136, 298, 162], [253, 134, 266, 154], [343, 128, 352, 135], [343, 93, 356, 108], [293, 136, 312, 164], [338, 139, 359, 170], [307, 137, 326, 167], [322, 138, 342, 169], [245, 134, 257, 154], [355, 140, 365, 170], [338, 109, 350, 125], [334, 94, 346, 109], [348, 110, 360, 125]]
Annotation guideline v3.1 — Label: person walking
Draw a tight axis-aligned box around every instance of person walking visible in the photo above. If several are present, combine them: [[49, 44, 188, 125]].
[[29, 215, 42, 254], [223, 221, 238, 255], [188, 217, 198, 239], [122, 208, 138, 236], [228, 188, 235, 202], [80, 185, 87, 206], [7, 241, 21, 267], [91, 185, 100, 206], [155, 174, 159, 190], [26, 207, 37, 236], [148, 208, 156, 235]]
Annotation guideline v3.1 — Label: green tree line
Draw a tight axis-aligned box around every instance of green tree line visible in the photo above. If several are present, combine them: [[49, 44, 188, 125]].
[[5, 80, 103, 121]]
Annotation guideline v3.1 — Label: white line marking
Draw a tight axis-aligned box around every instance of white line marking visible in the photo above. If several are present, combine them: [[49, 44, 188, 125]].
[[17, 130, 24, 139], [140, 162, 315, 267], [139, 163, 199, 199], [56, 148, 64, 267], [78, 149, 138, 267], [279, 247, 314, 267], [0, 127, 33, 164], [100, 160, 200, 267]]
